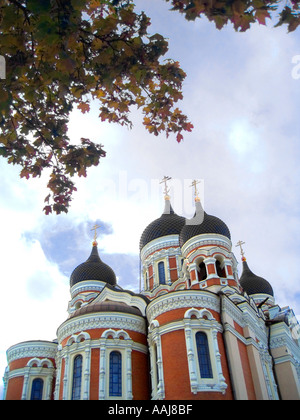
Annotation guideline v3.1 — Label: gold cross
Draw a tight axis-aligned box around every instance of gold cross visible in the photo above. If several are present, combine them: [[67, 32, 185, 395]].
[[160, 176, 172, 198], [91, 224, 100, 242], [190, 179, 201, 201], [236, 240, 246, 258]]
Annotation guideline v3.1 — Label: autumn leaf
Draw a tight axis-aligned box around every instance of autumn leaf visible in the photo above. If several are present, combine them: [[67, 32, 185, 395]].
[[77, 102, 91, 114]]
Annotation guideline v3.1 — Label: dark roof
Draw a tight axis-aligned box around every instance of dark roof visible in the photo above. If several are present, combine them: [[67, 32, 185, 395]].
[[239, 260, 274, 297], [139, 204, 185, 250], [179, 212, 231, 246], [70, 245, 116, 287], [69, 300, 143, 319]]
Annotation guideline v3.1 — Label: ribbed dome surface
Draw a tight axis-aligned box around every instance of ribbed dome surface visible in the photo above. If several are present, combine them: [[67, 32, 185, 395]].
[[69, 300, 142, 319], [239, 260, 274, 297], [180, 212, 231, 246], [70, 245, 116, 287], [139, 202, 185, 250]]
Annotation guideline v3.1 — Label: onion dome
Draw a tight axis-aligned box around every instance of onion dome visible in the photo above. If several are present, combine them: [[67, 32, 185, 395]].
[[180, 199, 231, 247], [69, 300, 142, 320], [139, 197, 185, 251], [70, 242, 117, 287], [239, 259, 274, 297]]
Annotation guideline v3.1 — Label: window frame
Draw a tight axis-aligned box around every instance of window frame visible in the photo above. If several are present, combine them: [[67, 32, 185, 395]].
[[30, 377, 44, 400], [109, 351, 122, 397], [71, 354, 83, 400], [158, 261, 166, 285], [195, 331, 214, 379], [183, 308, 227, 395]]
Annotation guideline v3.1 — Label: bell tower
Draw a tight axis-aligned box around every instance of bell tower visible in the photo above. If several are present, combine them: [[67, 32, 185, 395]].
[[140, 177, 185, 297], [180, 181, 239, 292]]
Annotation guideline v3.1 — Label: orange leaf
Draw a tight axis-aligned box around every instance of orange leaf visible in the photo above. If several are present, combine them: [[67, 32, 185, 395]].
[[77, 102, 90, 114]]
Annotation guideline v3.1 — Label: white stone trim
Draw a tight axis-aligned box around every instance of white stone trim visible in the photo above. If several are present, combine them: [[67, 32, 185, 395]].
[[146, 290, 220, 324], [6, 341, 57, 364], [57, 313, 146, 343]]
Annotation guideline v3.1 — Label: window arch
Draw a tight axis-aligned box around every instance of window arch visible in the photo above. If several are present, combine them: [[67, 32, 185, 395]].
[[158, 261, 166, 285], [109, 351, 122, 397], [30, 378, 44, 400], [71, 355, 83, 400], [197, 261, 207, 281], [215, 258, 226, 278], [196, 332, 213, 379]]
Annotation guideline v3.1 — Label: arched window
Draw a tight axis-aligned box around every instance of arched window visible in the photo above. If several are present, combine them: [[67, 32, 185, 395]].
[[109, 351, 122, 397], [71, 355, 83, 400], [216, 259, 226, 278], [30, 378, 44, 400], [198, 261, 207, 281], [158, 261, 166, 285], [196, 332, 213, 379]]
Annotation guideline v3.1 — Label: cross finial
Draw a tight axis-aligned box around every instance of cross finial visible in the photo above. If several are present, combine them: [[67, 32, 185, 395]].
[[91, 224, 100, 245], [190, 179, 201, 202], [160, 176, 172, 199], [236, 240, 246, 261]]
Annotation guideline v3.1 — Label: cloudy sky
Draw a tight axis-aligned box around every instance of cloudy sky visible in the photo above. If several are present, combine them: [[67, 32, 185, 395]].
[[1, 0, 300, 398]]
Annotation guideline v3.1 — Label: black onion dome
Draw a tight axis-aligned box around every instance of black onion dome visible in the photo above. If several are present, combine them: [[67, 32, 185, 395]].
[[70, 244, 117, 287], [180, 208, 231, 247], [139, 200, 185, 251], [239, 260, 274, 297]]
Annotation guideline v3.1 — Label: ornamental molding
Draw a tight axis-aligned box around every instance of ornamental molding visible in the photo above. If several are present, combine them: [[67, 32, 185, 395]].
[[181, 234, 232, 257], [141, 235, 181, 261], [143, 247, 182, 267], [146, 290, 220, 323], [70, 280, 106, 298], [7, 341, 57, 364], [57, 313, 146, 343], [92, 286, 148, 316]]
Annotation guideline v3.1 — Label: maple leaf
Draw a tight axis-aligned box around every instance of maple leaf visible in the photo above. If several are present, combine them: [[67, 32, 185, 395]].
[[77, 102, 91, 114]]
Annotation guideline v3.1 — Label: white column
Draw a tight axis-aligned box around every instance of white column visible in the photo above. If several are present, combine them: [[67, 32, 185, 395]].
[[83, 346, 91, 400], [99, 340, 106, 400]]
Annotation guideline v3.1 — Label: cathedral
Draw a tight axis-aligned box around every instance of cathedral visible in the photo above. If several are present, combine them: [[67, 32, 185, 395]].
[[3, 179, 300, 401]]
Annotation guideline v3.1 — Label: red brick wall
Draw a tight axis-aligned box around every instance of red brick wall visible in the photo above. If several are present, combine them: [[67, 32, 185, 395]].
[[89, 348, 100, 400], [5, 376, 24, 400], [160, 329, 233, 400]]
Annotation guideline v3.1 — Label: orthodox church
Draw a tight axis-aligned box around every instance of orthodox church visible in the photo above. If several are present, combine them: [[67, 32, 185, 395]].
[[3, 178, 300, 400]]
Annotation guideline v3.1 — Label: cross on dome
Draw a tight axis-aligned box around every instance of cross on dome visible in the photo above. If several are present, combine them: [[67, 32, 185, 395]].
[[190, 179, 201, 202], [236, 240, 246, 261], [160, 175, 172, 200], [91, 224, 100, 246]]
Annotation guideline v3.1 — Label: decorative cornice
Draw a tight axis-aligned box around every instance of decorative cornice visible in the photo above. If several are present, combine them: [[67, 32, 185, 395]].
[[141, 235, 180, 261], [57, 313, 146, 343], [181, 234, 232, 258], [70, 280, 106, 298], [146, 290, 220, 323], [7, 341, 57, 364]]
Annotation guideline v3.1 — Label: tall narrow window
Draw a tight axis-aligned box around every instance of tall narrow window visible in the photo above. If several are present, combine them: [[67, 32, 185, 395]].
[[158, 261, 166, 284], [109, 351, 122, 397], [30, 378, 44, 400], [196, 332, 213, 379], [198, 262, 207, 281], [216, 260, 226, 278], [72, 355, 83, 400]]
